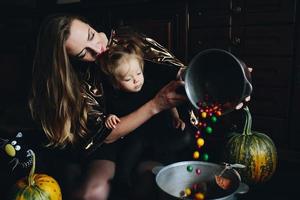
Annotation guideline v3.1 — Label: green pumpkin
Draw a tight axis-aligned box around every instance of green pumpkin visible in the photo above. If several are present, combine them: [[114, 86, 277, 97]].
[[224, 106, 277, 185], [10, 150, 62, 200]]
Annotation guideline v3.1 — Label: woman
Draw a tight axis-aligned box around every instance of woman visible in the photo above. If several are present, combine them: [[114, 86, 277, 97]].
[[29, 14, 186, 200]]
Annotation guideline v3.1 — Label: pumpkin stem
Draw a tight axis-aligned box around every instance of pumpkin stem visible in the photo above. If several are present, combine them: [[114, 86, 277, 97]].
[[242, 106, 252, 135], [27, 150, 36, 186]]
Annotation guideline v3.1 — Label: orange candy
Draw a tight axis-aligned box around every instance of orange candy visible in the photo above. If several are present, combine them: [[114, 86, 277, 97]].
[[193, 151, 200, 159], [195, 192, 205, 200]]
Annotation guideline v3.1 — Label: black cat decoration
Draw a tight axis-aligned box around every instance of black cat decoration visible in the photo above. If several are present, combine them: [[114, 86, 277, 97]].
[[0, 131, 33, 170]]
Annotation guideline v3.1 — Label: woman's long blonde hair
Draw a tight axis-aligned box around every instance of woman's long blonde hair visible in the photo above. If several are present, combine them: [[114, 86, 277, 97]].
[[29, 15, 88, 147]]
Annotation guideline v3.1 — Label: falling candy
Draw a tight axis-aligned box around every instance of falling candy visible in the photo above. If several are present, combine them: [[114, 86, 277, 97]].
[[211, 116, 217, 123], [193, 151, 200, 159], [190, 98, 222, 161], [205, 126, 213, 134], [197, 138, 205, 147], [195, 130, 201, 138], [203, 153, 209, 161]]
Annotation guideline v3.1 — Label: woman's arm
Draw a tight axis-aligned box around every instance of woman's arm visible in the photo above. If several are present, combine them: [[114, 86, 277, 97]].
[[104, 80, 186, 143]]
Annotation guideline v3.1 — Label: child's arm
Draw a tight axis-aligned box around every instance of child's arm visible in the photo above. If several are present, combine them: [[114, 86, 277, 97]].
[[170, 107, 185, 131], [105, 114, 121, 129]]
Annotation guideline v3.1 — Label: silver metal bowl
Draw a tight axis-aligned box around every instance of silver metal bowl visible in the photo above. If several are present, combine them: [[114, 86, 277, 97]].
[[153, 161, 249, 200], [184, 49, 252, 115]]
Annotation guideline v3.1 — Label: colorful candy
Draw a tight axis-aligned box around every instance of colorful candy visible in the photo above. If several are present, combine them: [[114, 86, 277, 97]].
[[190, 98, 223, 161], [195, 192, 205, 200], [197, 138, 205, 147], [193, 151, 200, 159], [185, 188, 192, 196], [187, 165, 193, 172], [195, 168, 201, 175], [203, 153, 209, 161]]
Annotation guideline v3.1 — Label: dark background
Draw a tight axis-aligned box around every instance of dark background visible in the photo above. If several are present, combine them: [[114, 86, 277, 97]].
[[0, 0, 299, 199]]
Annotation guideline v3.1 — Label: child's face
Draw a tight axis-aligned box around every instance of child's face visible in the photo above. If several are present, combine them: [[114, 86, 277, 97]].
[[115, 56, 144, 92]]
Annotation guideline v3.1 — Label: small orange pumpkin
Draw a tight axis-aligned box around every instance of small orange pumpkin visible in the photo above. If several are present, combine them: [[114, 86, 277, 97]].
[[10, 150, 62, 200]]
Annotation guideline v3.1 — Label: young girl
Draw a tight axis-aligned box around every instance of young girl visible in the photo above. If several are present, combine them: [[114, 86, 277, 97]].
[[101, 38, 185, 131], [98, 37, 187, 196]]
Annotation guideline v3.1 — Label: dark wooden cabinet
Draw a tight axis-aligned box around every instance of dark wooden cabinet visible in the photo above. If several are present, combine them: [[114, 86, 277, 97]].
[[108, 2, 188, 63], [188, 0, 298, 158], [232, 0, 297, 157], [237, 0, 295, 25], [189, 27, 231, 58], [188, 0, 231, 59], [189, 0, 231, 28]]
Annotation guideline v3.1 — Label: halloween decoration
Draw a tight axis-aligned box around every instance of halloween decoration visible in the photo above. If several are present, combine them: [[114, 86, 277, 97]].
[[9, 149, 62, 200], [0, 132, 33, 170], [224, 106, 277, 185]]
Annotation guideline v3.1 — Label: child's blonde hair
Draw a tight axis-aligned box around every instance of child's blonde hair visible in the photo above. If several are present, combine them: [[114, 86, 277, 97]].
[[100, 37, 144, 87]]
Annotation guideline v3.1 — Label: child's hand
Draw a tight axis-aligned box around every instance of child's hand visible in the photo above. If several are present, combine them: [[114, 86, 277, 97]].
[[172, 117, 186, 131], [105, 114, 121, 129]]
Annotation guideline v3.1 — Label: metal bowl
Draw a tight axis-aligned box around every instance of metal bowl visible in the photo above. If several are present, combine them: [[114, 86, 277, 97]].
[[184, 49, 252, 115], [154, 161, 249, 200]]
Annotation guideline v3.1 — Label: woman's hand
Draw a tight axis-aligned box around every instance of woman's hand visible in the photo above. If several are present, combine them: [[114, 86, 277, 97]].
[[235, 67, 253, 110], [151, 80, 187, 114]]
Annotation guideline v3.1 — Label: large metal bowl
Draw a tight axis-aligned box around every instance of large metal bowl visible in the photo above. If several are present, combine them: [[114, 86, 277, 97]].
[[154, 161, 249, 200], [184, 49, 252, 115]]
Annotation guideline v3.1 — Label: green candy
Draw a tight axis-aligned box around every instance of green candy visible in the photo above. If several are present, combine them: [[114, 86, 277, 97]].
[[211, 116, 217, 123], [187, 165, 193, 172], [203, 153, 209, 161], [206, 126, 213, 134]]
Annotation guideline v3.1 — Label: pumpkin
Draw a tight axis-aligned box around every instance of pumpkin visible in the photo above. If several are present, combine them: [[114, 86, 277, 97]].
[[9, 150, 62, 200], [224, 106, 277, 185]]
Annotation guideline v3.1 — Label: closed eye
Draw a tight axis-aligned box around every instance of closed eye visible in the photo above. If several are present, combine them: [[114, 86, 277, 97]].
[[88, 29, 95, 41], [75, 48, 87, 59], [90, 32, 95, 40]]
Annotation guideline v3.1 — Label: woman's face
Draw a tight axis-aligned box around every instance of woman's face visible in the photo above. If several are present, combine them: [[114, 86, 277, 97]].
[[65, 19, 108, 62]]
